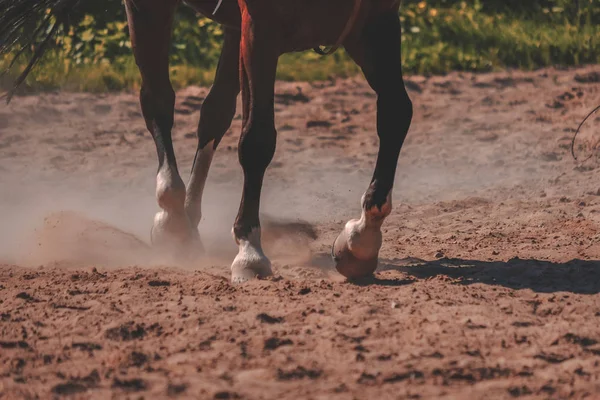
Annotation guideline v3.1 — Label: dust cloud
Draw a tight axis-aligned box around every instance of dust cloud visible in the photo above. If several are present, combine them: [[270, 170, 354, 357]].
[[1, 67, 595, 269], [0, 146, 541, 270]]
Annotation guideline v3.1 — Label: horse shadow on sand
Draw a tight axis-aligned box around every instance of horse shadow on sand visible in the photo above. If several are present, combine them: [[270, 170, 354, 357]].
[[310, 253, 600, 294]]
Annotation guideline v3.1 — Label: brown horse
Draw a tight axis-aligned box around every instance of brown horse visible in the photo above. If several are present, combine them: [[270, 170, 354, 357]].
[[1, 0, 412, 283]]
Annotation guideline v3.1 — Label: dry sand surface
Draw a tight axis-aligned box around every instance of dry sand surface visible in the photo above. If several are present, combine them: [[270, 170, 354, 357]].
[[1, 66, 600, 399]]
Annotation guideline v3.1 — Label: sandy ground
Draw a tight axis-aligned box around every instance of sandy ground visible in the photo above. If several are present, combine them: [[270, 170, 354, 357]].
[[1, 65, 600, 399]]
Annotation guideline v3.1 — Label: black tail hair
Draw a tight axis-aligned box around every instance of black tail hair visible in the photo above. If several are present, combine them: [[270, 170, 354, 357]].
[[0, 0, 81, 103]]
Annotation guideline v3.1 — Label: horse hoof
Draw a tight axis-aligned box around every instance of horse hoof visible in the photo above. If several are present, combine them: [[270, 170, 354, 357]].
[[150, 224, 203, 250], [332, 231, 378, 279], [231, 249, 272, 284], [151, 211, 204, 261]]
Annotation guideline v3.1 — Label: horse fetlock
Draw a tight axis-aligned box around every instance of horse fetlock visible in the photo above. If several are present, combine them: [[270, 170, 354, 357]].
[[156, 169, 186, 211], [361, 192, 392, 226]]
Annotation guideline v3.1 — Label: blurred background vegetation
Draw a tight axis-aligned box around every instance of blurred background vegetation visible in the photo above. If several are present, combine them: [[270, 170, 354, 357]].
[[1, 0, 599, 93]]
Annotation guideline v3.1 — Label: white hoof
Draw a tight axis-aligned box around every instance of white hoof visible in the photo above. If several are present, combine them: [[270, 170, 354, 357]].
[[332, 219, 380, 279], [231, 228, 272, 283], [332, 193, 391, 279]]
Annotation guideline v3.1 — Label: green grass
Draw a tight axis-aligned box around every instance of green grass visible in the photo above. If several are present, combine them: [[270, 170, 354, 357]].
[[1, 2, 598, 94], [1, 51, 360, 94], [0, 57, 216, 94], [398, 5, 599, 74]]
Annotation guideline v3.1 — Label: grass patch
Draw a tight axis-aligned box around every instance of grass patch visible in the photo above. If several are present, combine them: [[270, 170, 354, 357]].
[[1, 2, 598, 94]]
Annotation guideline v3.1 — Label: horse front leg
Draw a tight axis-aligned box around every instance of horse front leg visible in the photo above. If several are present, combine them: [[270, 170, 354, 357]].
[[125, 0, 199, 259], [335, 11, 413, 279], [230, 4, 279, 283]]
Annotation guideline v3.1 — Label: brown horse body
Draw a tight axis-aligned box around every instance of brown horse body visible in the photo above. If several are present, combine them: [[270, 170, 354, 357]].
[[123, 0, 411, 282]]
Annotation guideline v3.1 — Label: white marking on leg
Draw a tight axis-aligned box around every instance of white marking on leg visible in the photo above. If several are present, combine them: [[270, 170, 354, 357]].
[[152, 166, 199, 255], [234, 228, 268, 265], [341, 192, 392, 260], [185, 140, 215, 226], [156, 167, 186, 211], [213, 0, 223, 15], [231, 227, 272, 282]]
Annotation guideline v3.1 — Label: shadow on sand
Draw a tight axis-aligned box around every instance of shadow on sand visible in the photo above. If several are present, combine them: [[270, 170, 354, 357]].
[[310, 253, 600, 294]]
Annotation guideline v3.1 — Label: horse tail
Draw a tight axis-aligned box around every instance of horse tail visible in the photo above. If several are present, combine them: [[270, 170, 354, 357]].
[[0, 0, 83, 103]]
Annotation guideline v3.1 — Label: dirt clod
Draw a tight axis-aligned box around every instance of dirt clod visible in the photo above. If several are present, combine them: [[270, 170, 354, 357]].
[[105, 322, 146, 341], [256, 313, 284, 324]]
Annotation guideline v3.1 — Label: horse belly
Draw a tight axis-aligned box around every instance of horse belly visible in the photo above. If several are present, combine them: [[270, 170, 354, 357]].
[[277, 4, 355, 52], [184, 0, 241, 28]]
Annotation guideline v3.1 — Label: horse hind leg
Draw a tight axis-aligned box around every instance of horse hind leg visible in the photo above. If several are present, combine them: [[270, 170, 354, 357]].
[[185, 28, 240, 229], [125, 0, 199, 258], [334, 11, 413, 279]]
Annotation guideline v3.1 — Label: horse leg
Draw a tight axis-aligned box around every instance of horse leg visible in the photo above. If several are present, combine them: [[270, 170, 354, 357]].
[[125, 0, 198, 256], [334, 12, 413, 279], [185, 28, 240, 230], [230, 7, 278, 283]]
